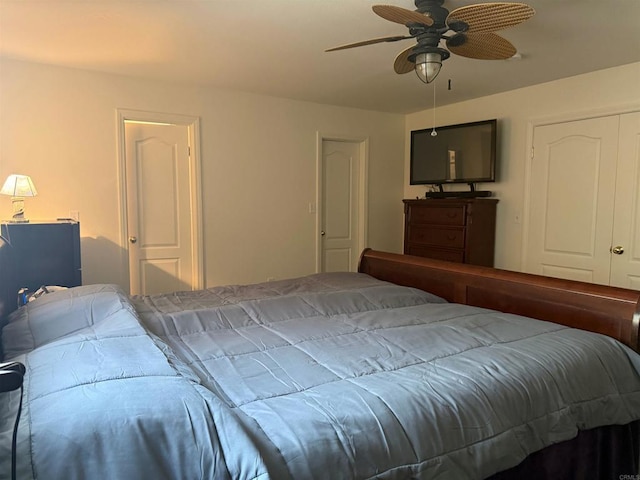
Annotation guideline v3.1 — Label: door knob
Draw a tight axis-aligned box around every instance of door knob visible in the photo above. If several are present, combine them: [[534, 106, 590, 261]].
[[129, 236, 137, 244], [321, 231, 326, 236], [610, 245, 624, 255]]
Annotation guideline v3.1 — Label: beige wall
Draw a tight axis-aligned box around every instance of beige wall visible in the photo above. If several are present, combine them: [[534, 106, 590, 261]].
[[405, 62, 640, 271], [0, 59, 405, 289], [2, 59, 638, 290]]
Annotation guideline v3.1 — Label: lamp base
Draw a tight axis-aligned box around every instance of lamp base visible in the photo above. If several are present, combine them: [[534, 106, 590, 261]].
[[10, 198, 29, 223]]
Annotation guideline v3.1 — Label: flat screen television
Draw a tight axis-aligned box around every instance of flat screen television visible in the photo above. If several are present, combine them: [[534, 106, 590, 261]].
[[410, 119, 497, 190]]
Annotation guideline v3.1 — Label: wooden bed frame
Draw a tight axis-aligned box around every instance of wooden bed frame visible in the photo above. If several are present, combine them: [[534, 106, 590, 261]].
[[358, 249, 640, 353]]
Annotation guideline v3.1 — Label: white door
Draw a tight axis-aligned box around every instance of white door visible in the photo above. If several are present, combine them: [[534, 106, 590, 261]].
[[525, 115, 620, 284], [125, 122, 193, 294], [610, 112, 640, 289], [320, 140, 362, 272]]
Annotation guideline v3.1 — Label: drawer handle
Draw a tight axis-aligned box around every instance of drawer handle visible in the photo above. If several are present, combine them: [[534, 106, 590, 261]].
[[446, 212, 458, 218], [447, 235, 457, 241]]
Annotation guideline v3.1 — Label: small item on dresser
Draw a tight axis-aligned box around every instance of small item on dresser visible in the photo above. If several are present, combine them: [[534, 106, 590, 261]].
[[17, 288, 28, 307], [28, 285, 68, 302]]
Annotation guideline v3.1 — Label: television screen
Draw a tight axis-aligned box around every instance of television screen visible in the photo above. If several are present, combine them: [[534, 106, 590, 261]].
[[410, 119, 497, 185]]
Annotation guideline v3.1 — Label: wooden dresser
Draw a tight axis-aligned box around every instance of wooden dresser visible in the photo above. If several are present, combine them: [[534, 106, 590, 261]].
[[403, 198, 498, 266]]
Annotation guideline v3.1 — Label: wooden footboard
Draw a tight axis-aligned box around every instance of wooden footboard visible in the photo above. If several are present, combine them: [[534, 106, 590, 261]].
[[358, 249, 640, 352]]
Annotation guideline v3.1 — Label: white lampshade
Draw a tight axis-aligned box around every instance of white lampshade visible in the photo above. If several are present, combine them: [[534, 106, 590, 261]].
[[0, 174, 38, 197]]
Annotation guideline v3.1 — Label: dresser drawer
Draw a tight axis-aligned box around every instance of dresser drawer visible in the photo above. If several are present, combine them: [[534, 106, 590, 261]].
[[406, 245, 465, 263], [408, 225, 466, 248], [409, 205, 466, 226], [404, 199, 497, 267]]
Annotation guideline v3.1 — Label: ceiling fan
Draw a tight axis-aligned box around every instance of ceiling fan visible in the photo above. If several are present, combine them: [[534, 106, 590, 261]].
[[326, 0, 535, 84]]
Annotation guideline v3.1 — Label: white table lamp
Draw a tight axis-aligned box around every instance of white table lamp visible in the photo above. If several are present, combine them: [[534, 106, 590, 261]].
[[1, 174, 38, 223]]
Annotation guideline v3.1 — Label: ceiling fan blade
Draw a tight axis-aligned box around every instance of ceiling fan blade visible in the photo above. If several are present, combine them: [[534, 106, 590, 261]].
[[325, 34, 414, 52], [394, 45, 416, 74], [447, 32, 517, 59], [373, 5, 434, 27], [447, 2, 535, 33]]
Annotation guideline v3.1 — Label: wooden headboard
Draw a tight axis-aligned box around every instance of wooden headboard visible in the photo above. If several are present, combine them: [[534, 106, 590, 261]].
[[358, 249, 640, 352]]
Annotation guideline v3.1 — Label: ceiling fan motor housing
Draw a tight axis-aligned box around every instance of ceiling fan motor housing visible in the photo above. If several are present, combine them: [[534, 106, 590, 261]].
[[414, 0, 450, 27], [410, 0, 463, 60]]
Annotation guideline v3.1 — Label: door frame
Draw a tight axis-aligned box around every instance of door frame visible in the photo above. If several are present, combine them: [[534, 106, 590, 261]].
[[116, 108, 204, 292], [315, 132, 369, 272], [521, 103, 640, 272]]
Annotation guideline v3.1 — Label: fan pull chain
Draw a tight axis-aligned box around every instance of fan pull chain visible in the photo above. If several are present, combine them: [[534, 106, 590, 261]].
[[431, 82, 437, 137]]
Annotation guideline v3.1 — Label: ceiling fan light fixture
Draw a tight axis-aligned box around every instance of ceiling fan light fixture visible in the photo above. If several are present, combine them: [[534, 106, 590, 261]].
[[415, 52, 442, 84]]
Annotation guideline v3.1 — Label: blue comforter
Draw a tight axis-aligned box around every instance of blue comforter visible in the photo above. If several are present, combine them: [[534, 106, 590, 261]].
[[2, 273, 640, 479]]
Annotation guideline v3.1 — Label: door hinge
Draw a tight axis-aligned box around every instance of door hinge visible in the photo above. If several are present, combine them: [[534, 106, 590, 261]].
[[530, 146, 534, 159]]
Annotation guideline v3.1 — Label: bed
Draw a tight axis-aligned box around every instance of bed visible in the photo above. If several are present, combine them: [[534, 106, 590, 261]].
[[0, 245, 639, 479]]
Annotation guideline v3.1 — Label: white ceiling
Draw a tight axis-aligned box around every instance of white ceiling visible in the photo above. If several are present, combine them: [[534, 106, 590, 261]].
[[1, 0, 639, 114]]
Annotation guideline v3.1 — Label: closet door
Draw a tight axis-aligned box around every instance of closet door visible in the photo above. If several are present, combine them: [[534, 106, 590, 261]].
[[609, 112, 640, 289], [525, 115, 620, 285]]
